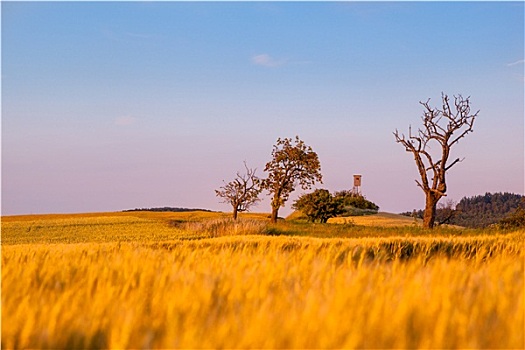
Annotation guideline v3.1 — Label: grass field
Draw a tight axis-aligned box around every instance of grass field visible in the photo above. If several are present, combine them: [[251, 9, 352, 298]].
[[2, 211, 524, 349]]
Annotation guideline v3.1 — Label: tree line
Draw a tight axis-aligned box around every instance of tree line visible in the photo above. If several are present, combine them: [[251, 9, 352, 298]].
[[217, 93, 479, 228], [401, 192, 525, 228], [123, 207, 214, 213]]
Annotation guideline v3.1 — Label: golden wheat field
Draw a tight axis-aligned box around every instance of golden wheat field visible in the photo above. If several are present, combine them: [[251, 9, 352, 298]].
[[2, 211, 524, 349]]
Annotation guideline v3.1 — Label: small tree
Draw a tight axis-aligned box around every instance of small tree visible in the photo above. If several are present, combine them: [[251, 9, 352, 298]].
[[215, 162, 262, 220], [435, 199, 458, 226], [293, 189, 344, 223], [262, 136, 323, 223], [394, 93, 478, 228]]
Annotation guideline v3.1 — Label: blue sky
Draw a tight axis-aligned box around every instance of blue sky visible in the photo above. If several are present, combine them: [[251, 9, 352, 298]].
[[2, 1, 524, 216]]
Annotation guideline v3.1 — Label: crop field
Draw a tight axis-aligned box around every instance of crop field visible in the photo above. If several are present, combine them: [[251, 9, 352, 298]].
[[327, 212, 423, 227], [2, 211, 524, 349]]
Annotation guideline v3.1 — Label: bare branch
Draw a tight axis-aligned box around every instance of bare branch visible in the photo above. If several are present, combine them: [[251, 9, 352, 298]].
[[394, 93, 478, 228], [215, 162, 262, 219], [445, 157, 465, 171]]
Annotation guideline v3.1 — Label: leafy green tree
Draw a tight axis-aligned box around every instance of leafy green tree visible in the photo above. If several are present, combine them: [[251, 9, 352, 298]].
[[293, 189, 344, 223], [215, 162, 262, 220], [262, 136, 322, 223]]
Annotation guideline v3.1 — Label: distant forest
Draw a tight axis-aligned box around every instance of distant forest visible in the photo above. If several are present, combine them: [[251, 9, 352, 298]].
[[123, 207, 214, 213], [401, 192, 524, 228]]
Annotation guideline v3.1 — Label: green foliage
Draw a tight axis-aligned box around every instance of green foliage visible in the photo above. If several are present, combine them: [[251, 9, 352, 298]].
[[292, 189, 344, 223], [498, 208, 525, 229], [401, 193, 525, 228], [292, 189, 380, 223], [455, 192, 524, 228], [333, 190, 379, 216], [262, 136, 323, 222]]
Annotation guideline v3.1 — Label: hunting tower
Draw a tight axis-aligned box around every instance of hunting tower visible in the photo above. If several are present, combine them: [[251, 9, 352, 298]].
[[352, 174, 362, 195]]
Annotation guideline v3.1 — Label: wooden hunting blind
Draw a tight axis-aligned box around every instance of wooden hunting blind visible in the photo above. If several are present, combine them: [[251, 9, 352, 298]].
[[353, 174, 362, 195]]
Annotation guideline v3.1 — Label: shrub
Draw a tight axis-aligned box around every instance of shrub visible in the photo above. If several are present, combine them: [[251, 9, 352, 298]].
[[333, 190, 379, 215], [292, 189, 344, 223]]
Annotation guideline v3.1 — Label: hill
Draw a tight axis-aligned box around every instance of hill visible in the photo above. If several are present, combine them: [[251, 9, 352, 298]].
[[288, 210, 432, 228], [454, 192, 524, 228]]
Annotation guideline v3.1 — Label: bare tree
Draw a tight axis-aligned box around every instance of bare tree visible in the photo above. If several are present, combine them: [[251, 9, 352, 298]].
[[394, 93, 478, 228], [215, 162, 262, 220], [262, 136, 322, 223], [436, 199, 458, 226]]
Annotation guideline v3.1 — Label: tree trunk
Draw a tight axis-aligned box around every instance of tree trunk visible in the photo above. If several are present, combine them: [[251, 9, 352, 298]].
[[270, 207, 279, 223], [423, 193, 439, 229], [232, 207, 238, 220]]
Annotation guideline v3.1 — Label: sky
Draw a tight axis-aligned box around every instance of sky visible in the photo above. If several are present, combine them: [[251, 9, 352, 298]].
[[2, 1, 524, 216]]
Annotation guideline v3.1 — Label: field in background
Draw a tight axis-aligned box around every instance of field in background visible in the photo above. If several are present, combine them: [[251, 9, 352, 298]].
[[328, 211, 422, 226], [2, 211, 524, 348]]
